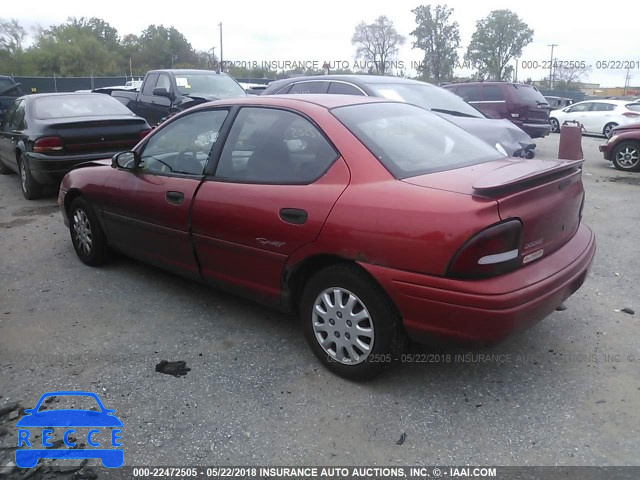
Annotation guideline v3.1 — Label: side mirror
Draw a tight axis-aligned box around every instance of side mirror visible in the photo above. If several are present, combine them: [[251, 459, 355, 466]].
[[112, 151, 138, 170], [152, 87, 172, 99], [563, 107, 570, 112]]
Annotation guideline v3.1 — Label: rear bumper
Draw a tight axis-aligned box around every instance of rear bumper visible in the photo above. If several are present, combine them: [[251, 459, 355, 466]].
[[360, 224, 596, 345], [26, 152, 114, 185], [519, 122, 552, 139]]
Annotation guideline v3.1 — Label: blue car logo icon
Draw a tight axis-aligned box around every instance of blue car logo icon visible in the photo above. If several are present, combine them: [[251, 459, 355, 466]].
[[16, 391, 123, 468]]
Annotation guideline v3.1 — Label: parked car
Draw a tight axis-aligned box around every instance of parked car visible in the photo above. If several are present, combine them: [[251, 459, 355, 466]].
[[0, 93, 151, 199], [108, 69, 247, 126], [599, 124, 640, 171], [442, 81, 551, 139], [59, 95, 595, 380], [549, 100, 640, 138], [0, 75, 23, 122], [262, 75, 536, 158], [545, 96, 574, 109]]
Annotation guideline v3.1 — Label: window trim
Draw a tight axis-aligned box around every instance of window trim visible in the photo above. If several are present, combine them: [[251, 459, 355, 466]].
[[133, 107, 233, 179], [274, 79, 367, 96], [207, 105, 341, 186]]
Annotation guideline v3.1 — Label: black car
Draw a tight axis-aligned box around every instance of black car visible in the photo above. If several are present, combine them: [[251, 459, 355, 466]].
[[0, 93, 151, 199], [261, 75, 536, 158]]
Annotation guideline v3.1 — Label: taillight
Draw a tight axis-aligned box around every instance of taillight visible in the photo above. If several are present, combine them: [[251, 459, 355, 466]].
[[622, 112, 640, 117], [139, 129, 152, 140], [33, 136, 63, 153], [446, 220, 523, 279]]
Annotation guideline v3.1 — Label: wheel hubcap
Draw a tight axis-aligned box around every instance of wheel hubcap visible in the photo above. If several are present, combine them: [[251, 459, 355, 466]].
[[617, 147, 639, 168], [312, 287, 374, 365], [72, 209, 93, 256], [605, 125, 615, 138]]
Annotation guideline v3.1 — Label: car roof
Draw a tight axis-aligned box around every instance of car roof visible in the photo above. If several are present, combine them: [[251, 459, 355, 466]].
[[148, 69, 230, 76], [578, 99, 636, 105], [196, 94, 396, 111], [21, 92, 109, 100], [267, 74, 432, 88]]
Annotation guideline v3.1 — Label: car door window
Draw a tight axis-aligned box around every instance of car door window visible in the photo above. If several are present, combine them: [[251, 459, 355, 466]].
[[591, 103, 615, 112], [9, 100, 26, 130], [215, 107, 338, 183], [142, 74, 159, 95], [456, 85, 480, 102], [0, 101, 19, 131], [568, 103, 592, 113], [482, 85, 505, 101], [139, 109, 229, 175], [156, 74, 171, 92], [288, 82, 330, 94], [328, 82, 364, 95]]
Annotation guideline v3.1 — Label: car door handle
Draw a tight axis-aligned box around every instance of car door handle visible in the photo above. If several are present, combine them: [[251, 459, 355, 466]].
[[280, 208, 308, 225], [166, 191, 184, 205]]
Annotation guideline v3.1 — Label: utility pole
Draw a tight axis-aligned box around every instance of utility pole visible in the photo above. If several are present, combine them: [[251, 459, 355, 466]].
[[623, 67, 631, 96], [547, 44, 558, 89], [219, 22, 223, 72]]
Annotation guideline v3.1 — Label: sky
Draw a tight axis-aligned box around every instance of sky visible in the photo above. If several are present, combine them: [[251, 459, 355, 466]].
[[4, 0, 640, 87]]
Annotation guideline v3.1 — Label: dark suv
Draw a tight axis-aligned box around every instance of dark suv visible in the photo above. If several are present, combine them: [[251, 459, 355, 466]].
[[442, 81, 551, 138]]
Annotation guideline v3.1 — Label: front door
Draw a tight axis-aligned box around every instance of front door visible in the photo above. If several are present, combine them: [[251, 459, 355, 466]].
[[191, 106, 350, 304], [0, 99, 25, 171], [101, 108, 230, 278]]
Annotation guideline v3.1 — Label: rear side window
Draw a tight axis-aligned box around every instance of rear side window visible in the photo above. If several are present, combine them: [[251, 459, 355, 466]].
[[332, 102, 503, 179], [511, 85, 547, 104], [591, 103, 615, 112], [456, 85, 480, 102], [288, 82, 330, 94], [9, 100, 26, 130], [483, 85, 505, 101], [215, 107, 338, 183], [33, 95, 134, 119], [328, 82, 364, 95], [626, 103, 640, 112]]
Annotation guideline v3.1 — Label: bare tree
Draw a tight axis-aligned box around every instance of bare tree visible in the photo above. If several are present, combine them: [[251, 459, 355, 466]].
[[554, 62, 591, 85], [352, 16, 405, 75]]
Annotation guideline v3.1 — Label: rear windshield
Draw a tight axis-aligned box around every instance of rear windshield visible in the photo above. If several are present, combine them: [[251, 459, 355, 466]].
[[332, 102, 504, 178], [626, 103, 640, 112], [368, 83, 484, 118], [174, 74, 246, 98], [33, 94, 134, 119], [511, 85, 548, 105]]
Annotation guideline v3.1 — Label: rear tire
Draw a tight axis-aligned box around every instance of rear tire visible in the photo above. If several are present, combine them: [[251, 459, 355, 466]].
[[18, 155, 42, 200], [68, 197, 111, 266], [300, 264, 406, 380], [550, 118, 560, 133], [612, 141, 640, 172], [603, 122, 618, 139]]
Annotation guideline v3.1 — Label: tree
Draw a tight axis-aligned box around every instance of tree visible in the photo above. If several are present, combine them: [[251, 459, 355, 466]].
[[352, 16, 405, 75], [554, 62, 591, 86], [410, 4, 460, 83], [0, 18, 27, 73], [465, 9, 533, 81]]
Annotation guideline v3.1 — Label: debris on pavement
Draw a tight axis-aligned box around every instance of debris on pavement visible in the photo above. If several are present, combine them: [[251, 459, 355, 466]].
[[396, 432, 407, 445], [155, 360, 191, 377]]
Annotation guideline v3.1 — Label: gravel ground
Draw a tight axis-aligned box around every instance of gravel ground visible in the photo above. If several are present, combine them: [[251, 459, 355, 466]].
[[0, 133, 639, 475]]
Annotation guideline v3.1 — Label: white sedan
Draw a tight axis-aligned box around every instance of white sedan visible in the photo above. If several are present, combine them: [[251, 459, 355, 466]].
[[549, 100, 640, 138]]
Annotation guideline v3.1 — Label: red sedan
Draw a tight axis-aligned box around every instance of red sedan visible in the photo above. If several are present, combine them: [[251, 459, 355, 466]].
[[599, 124, 640, 171], [58, 95, 596, 379]]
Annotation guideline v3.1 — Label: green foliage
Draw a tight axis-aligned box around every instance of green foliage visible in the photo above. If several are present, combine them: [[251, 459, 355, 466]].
[[411, 4, 460, 83], [0, 17, 216, 76], [465, 9, 533, 81]]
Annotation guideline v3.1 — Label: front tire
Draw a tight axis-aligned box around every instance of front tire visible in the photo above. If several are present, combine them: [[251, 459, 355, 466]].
[[603, 122, 618, 139], [612, 141, 640, 172], [550, 118, 560, 133], [300, 264, 406, 380], [18, 155, 42, 200], [68, 197, 110, 266]]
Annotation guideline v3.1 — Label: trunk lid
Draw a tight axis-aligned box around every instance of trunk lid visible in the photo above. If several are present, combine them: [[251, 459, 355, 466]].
[[403, 158, 585, 261], [42, 116, 147, 154]]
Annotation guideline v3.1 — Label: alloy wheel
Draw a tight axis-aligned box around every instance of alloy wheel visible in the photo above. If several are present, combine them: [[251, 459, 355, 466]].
[[72, 209, 93, 256], [615, 146, 639, 169], [311, 287, 375, 365]]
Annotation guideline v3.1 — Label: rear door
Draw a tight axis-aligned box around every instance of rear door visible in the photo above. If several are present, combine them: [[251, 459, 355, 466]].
[[191, 106, 350, 303], [0, 99, 25, 171], [480, 84, 508, 119], [101, 108, 230, 278], [588, 102, 616, 134]]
